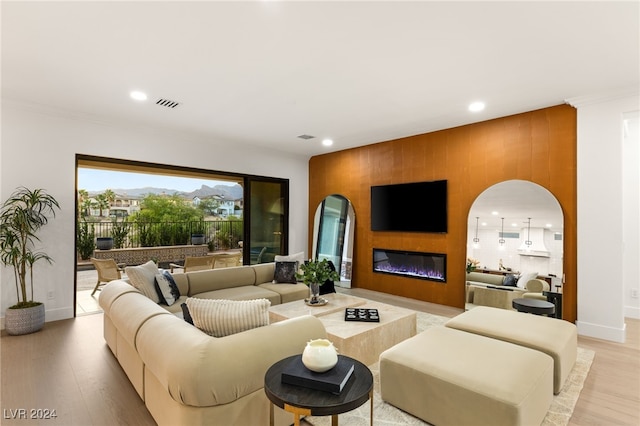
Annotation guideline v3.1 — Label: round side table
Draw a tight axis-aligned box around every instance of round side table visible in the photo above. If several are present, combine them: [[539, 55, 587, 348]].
[[264, 354, 373, 426], [512, 298, 556, 316]]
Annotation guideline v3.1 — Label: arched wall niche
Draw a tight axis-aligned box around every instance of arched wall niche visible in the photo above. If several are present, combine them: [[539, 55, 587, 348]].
[[466, 179, 565, 316]]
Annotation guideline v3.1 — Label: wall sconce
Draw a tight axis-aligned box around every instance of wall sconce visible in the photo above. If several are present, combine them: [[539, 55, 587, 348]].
[[498, 217, 505, 249], [473, 217, 480, 248]]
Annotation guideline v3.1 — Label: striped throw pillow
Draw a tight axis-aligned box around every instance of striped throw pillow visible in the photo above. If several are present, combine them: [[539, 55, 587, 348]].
[[185, 298, 271, 337]]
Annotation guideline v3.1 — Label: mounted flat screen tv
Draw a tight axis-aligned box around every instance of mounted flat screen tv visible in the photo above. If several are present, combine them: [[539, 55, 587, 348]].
[[371, 180, 447, 233]]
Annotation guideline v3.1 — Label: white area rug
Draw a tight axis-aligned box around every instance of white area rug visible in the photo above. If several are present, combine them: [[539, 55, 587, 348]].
[[302, 312, 594, 426]]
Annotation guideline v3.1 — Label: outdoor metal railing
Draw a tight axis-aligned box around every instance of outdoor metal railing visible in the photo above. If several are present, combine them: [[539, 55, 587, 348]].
[[79, 219, 243, 250]]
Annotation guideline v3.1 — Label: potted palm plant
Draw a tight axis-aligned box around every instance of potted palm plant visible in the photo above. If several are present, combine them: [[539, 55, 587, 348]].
[[296, 258, 340, 304], [0, 187, 60, 335]]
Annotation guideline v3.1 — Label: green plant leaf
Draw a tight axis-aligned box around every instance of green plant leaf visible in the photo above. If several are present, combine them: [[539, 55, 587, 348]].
[[296, 259, 340, 286]]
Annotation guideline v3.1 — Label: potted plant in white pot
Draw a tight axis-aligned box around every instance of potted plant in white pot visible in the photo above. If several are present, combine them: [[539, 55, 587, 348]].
[[296, 258, 340, 304], [0, 187, 60, 335]]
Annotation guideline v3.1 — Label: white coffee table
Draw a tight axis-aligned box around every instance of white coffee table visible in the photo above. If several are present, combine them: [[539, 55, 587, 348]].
[[319, 301, 417, 365], [269, 292, 368, 323], [269, 293, 417, 366]]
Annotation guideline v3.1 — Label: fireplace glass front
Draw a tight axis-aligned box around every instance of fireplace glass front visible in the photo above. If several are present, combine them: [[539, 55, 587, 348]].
[[373, 248, 446, 283]]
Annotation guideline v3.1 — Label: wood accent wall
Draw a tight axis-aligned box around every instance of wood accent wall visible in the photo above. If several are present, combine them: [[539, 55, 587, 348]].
[[308, 104, 577, 323]]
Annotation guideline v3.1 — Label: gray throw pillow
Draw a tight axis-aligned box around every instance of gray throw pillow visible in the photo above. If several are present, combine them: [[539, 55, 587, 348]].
[[273, 261, 298, 283], [503, 274, 518, 287]]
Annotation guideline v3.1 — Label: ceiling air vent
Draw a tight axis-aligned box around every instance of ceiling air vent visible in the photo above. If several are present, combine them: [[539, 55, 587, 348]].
[[297, 134, 315, 140], [156, 98, 181, 109]]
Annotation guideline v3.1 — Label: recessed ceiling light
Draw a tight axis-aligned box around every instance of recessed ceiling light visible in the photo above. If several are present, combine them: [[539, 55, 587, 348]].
[[546, 223, 553, 228], [322, 139, 333, 147], [468, 101, 485, 112], [130, 91, 148, 101], [491, 211, 499, 216]]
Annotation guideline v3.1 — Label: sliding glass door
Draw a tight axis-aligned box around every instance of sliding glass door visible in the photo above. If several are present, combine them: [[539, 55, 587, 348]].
[[246, 177, 289, 264]]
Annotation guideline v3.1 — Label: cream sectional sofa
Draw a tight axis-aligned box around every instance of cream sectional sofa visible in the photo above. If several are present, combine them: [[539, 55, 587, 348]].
[[466, 271, 524, 310], [98, 263, 325, 426], [466, 271, 550, 311], [162, 262, 310, 313]]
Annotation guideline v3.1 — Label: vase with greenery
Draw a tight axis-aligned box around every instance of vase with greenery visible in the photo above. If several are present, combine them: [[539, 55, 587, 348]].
[[0, 187, 60, 335], [466, 257, 480, 273], [296, 258, 340, 304]]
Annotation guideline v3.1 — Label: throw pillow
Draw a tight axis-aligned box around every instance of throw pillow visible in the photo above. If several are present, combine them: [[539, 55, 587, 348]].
[[154, 271, 180, 306], [503, 274, 518, 287], [517, 271, 538, 289], [273, 261, 298, 284], [125, 260, 160, 303], [181, 303, 194, 325], [185, 298, 271, 337]]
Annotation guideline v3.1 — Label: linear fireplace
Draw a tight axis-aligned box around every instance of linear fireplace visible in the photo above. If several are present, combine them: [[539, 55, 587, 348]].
[[373, 248, 446, 283]]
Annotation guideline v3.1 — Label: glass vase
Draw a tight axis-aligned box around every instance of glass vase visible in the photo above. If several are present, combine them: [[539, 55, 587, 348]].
[[309, 282, 320, 303]]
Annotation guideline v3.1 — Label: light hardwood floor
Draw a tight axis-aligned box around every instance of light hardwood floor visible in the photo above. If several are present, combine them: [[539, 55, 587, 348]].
[[1, 288, 638, 425]]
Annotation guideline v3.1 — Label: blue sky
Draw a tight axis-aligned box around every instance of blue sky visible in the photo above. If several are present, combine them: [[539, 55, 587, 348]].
[[78, 168, 237, 192]]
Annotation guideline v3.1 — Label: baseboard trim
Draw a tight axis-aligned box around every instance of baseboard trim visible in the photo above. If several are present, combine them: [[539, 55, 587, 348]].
[[45, 307, 74, 323], [624, 305, 640, 319], [576, 319, 627, 343]]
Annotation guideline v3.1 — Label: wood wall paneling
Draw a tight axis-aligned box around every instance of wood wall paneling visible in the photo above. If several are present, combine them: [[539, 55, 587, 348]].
[[308, 104, 577, 322]]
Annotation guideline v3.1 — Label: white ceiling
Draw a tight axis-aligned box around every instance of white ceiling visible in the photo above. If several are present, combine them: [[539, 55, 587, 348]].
[[2, 1, 638, 158]]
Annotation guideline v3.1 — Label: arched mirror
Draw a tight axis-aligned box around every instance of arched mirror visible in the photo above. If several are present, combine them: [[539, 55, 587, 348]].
[[466, 180, 564, 311], [312, 194, 355, 288]]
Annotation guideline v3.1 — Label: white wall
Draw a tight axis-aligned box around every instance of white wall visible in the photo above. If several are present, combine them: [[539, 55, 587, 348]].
[[571, 90, 640, 342], [0, 102, 310, 325]]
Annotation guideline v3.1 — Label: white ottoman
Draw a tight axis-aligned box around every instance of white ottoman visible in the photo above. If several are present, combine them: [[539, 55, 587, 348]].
[[380, 326, 553, 426], [445, 306, 577, 394]]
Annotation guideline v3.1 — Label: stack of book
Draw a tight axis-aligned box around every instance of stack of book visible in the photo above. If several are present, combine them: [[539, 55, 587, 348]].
[[281, 355, 354, 394]]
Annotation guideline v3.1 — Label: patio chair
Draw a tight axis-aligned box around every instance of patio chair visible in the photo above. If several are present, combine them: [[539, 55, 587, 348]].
[[211, 252, 243, 269], [256, 246, 267, 263], [169, 256, 214, 273], [90, 258, 126, 296]]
